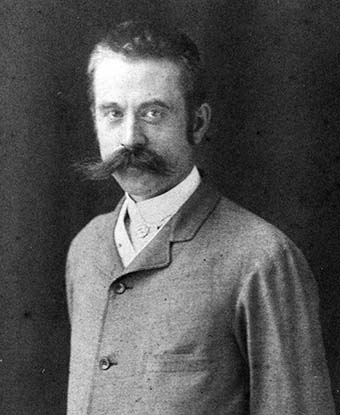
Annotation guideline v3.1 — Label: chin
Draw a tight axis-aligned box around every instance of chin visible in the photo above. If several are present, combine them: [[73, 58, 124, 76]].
[[114, 170, 175, 200], [115, 170, 160, 192], [115, 168, 155, 183]]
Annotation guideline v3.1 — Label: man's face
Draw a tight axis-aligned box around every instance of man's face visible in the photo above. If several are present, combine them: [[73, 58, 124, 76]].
[[92, 51, 195, 200]]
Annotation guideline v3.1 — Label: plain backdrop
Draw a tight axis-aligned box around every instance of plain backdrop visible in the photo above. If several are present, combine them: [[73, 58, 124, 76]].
[[1, 0, 340, 413]]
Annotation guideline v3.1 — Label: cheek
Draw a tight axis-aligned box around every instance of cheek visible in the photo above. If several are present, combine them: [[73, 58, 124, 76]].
[[149, 117, 188, 146], [95, 123, 120, 159], [157, 133, 192, 165]]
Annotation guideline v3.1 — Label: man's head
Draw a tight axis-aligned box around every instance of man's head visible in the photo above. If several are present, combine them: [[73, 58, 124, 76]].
[[84, 20, 211, 200], [88, 20, 207, 117]]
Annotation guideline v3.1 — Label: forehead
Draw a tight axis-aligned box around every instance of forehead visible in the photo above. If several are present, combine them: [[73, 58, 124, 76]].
[[92, 52, 184, 105]]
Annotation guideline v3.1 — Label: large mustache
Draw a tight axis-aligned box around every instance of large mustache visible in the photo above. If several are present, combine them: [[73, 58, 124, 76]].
[[75, 144, 174, 180]]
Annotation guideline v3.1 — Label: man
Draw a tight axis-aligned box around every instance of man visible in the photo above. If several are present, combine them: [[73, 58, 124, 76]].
[[66, 20, 335, 415]]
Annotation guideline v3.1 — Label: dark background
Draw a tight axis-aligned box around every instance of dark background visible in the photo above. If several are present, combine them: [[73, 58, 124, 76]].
[[1, 0, 339, 413]]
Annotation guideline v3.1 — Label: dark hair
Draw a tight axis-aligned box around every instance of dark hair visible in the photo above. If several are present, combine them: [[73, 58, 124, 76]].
[[87, 20, 207, 113]]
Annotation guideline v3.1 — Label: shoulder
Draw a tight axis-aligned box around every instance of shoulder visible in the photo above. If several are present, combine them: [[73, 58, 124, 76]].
[[67, 209, 119, 260], [203, 194, 318, 308], [220, 194, 316, 280], [212, 194, 290, 251], [205, 192, 311, 277]]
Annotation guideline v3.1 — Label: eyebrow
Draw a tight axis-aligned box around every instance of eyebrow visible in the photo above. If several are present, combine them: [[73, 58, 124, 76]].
[[139, 100, 171, 111], [98, 99, 172, 113], [98, 103, 121, 111]]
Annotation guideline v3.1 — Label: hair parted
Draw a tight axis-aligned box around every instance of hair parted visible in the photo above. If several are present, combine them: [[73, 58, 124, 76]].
[[87, 20, 207, 112]]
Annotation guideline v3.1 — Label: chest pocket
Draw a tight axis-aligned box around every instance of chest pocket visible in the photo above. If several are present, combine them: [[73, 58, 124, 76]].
[[144, 353, 213, 373]]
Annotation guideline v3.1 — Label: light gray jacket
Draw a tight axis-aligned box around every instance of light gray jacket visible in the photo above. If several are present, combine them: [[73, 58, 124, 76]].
[[66, 182, 335, 415]]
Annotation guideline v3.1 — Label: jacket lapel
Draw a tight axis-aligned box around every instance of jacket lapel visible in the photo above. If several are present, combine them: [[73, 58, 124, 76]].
[[123, 220, 173, 275], [93, 180, 221, 282], [119, 180, 221, 277], [170, 180, 221, 243], [91, 198, 125, 282]]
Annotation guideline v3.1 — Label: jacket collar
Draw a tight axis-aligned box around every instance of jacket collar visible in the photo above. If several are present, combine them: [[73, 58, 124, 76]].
[[95, 180, 221, 279], [170, 180, 221, 242]]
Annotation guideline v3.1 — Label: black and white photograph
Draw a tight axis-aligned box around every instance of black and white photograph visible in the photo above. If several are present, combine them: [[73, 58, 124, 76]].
[[1, 1, 339, 414]]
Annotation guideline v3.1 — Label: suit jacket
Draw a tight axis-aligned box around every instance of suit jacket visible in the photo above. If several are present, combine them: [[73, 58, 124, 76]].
[[66, 181, 335, 415]]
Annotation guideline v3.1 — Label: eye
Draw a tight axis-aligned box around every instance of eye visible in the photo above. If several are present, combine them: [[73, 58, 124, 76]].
[[141, 108, 164, 123], [107, 109, 123, 121], [147, 109, 161, 118]]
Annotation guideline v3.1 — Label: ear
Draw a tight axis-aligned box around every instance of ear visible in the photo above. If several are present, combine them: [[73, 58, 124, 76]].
[[191, 103, 212, 145], [90, 105, 99, 136], [90, 104, 96, 121]]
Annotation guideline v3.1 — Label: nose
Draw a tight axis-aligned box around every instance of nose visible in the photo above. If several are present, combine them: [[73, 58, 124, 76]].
[[120, 114, 146, 148]]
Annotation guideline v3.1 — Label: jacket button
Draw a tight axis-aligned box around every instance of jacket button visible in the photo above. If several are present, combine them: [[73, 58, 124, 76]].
[[99, 356, 117, 370], [113, 281, 126, 294]]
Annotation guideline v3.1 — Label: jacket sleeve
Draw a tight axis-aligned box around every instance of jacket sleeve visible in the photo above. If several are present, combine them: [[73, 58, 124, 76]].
[[234, 239, 335, 415]]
